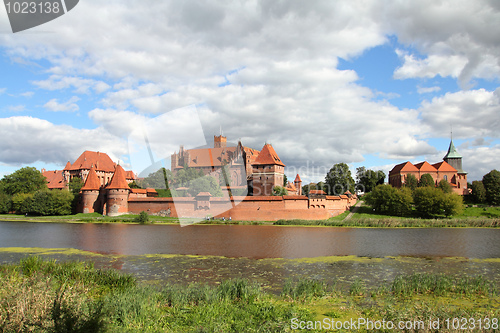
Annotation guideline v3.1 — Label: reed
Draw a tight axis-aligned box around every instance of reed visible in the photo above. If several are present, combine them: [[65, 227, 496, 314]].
[[281, 278, 329, 300]]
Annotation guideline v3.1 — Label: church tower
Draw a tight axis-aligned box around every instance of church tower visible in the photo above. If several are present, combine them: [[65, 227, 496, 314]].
[[443, 139, 463, 172], [443, 139, 468, 193]]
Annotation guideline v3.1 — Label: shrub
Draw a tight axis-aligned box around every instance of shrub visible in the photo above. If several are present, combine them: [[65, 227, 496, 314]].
[[135, 211, 149, 224], [471, 180, 486, 203], [413, 186, 463, 217], [364, 184, 413, 216]]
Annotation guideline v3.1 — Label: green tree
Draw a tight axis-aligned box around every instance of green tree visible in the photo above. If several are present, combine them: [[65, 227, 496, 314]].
[[128, 181, 141, 189], [413, 186, 462, 217], [437, 179, 452, 194], [283, 174, 288, 187], [302, 183, 316, 197], [325, 163, 355, 195], [404, 174, 418, 190], [483, 170, 500, 205], [0, 192, 12, 213], [174, 168, 204, 188], [68, 176, 84, 196], [0, 167, 47, 195], [137, 168, 173, 189], [21, 190, 74, 216], [356, 167, 386, 193], [364, 184, 413, 216], [272, 186, 288, 196], [418, 174, 435, 188], [187, 175, 223, 197], [12, 193, 33, 213], [471, 180, 486, 204]]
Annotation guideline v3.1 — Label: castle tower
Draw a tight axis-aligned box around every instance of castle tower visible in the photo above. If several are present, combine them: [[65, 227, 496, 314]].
[[294, 174, 302, 195], [214, 135, 227, 148], [251, 144, 285, 196], [106, 164, 130, 216], [80, 166, 101, 214]]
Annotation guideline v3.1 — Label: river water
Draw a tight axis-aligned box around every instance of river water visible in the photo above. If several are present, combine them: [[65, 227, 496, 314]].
[[1, 221, 499, 289], [0, 221, 499, 258]]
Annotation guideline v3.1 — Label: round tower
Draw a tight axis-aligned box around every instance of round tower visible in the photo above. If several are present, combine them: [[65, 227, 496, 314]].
[[80, 166, 101, 213], [294, 174, 302, 196], [106, 165, 131, 216]]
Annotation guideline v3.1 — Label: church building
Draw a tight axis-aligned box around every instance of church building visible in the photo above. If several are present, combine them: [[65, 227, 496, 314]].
[[388, 139, 468, 195]]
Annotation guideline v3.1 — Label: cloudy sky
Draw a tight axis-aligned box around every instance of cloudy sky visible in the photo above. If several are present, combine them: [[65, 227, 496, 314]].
[[0, 0, 499, 183]]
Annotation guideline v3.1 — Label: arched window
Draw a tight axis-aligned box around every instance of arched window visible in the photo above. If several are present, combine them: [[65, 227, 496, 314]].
[[444, 175, 448, 181]]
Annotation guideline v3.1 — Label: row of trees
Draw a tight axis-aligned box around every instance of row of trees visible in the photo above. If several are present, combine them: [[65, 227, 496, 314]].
[[364, 184, 463, 218], [470, 170, 500, 205], [0, 167, 75, 215]]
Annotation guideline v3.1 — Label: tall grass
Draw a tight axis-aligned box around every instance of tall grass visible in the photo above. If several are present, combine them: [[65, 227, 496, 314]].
[[281, 278, 329, 300], [392, 273, 496, 297]]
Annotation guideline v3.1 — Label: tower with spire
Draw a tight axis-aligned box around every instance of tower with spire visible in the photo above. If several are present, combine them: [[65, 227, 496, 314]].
[[443, 138, 468, 193]]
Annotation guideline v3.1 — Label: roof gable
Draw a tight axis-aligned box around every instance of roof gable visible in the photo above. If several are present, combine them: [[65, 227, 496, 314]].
[[414, 161, 437, 172], [294, 174, 302, 182], [432, 161, 457, 172], [389, 161, 418, 174], [252, 144, 285, 166]]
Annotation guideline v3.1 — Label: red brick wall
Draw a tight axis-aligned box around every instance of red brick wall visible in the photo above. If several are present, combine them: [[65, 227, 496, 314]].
[[128, 195, 351, 221]]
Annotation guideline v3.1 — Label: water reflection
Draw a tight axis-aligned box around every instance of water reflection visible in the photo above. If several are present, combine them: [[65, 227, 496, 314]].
[[0, 222, 499, 259]]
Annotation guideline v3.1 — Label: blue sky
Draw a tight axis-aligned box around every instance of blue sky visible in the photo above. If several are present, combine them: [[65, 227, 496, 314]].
[[0, 0, 499, 184]]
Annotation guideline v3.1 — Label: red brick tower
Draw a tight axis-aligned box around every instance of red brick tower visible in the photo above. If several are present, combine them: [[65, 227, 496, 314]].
[[294, 174, 302, 195], [106, 164, 130, 216], [251, 144, 285, 196], [80, 166, 101, 214]]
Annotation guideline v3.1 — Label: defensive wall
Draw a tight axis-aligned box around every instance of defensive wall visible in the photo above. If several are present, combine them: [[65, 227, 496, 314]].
[[127, 194, 356, 221]]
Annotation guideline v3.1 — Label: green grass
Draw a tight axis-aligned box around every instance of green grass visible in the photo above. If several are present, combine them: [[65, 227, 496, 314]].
[[1, 257, 499, 332]]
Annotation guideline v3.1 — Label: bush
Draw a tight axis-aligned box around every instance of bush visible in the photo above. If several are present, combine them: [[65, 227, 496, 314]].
[[12, 190, 73, 215], [364, 184, 413, 216], [135, 211, 149, 224], [413, 186, 463, 217]]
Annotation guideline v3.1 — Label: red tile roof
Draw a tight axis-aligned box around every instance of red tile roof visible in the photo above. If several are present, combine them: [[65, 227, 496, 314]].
[[43, 170, 66, 189], [252, 144, 285, 166], [107, 165, 130, 189], [294, 174, 302, 183], [81, 166, 101, 190], [414, 161, 437, 172], [125, 170, 136, 180], [389, 161, 418, 175], [67, 151, 116, 172], [285, 181, 296, 191], [432, 161, 457, 172], [309, 190, 326, 195]]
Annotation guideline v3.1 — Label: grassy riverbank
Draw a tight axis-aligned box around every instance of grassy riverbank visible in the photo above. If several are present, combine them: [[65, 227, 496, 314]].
[[1, 257, 499, 332], [1, 205, 500, 228]]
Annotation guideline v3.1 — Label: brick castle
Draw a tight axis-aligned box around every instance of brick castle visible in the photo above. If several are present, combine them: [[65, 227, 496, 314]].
[[43, 135, 356, 220]]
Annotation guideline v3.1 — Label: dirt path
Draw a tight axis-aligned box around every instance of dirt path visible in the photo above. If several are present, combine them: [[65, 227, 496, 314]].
[[342, 200, 364, 221]]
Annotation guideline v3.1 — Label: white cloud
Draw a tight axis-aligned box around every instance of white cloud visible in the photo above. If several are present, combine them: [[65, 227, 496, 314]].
[[417, 86, 441, 94], [0, 0, 498, 181], [32, 75, 110, 94], [43, 96, 80, 112], [420, 88, 500, 138], [0, 88, 6, 94], [0, 116, 127, 165], [20, 91, 34, 98]]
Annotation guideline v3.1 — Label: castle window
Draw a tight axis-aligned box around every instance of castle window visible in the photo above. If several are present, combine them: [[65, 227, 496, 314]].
[[444, 175, 448, 181]]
